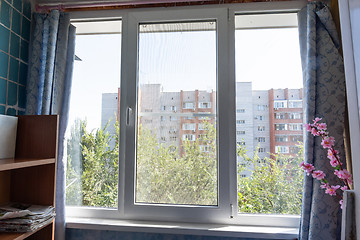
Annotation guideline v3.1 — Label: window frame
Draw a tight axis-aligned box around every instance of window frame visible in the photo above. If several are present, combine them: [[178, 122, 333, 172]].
[[66, 1, 306, 229]]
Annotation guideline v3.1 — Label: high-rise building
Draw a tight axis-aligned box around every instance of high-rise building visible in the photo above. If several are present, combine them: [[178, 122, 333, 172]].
[[101, 84, 303, 167]]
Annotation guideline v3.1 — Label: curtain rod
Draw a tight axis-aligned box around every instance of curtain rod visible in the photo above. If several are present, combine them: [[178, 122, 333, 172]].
[[35, 0, 292, 12]]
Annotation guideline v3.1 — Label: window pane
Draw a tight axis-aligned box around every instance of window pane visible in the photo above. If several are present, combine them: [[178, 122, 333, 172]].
[[235, 13, 304, 214], [136, 21, 218, 206], [65, 21, 121, 208]]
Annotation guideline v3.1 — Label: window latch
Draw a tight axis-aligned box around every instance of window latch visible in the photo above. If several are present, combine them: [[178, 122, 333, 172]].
[[126, 107, 133, 126]]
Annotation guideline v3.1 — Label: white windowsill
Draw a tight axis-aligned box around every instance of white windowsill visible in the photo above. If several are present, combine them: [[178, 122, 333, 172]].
[[66, 217, 299, 239]]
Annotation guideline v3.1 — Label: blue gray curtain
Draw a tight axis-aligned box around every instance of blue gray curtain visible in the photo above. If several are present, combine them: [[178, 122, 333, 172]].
[[25, 10, 76, 240], [298, 2, 346, 240]]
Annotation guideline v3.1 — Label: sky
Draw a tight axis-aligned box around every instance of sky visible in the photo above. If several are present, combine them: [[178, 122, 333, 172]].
[[68, 23, 303, 132]]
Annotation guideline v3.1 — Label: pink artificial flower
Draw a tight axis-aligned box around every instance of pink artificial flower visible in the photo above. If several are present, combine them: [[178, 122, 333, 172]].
[[340, 199, 344, 209], [317, 123, 327, 130], [334, 169, 353, 185], [300, 162, 315, 175], [320, 182, 329, 189], [311, 128, 319, 136], [341, 186, 348, 191], [325, 185, 340, 196], [312, 170, 326, 180], [304, 123, 312, 132], [321, 136, 335, 149], [329, 159, 338, 167], [314, 117, 322, 123]]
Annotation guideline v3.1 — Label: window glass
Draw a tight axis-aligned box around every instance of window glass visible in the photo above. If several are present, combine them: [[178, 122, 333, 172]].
[[235, 13, 304, 215], [65, 20, 121, 208], [136, 21, 218, 206]]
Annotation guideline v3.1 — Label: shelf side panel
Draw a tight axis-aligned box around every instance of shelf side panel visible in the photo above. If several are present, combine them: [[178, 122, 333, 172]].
[[15, 115, 59, 159]]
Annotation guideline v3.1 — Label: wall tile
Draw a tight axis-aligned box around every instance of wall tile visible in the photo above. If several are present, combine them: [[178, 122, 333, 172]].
[[8, 56, 18, 82], [0, 105, 5, 114], [20, 38, 27, 61], [22, 0, 30, 19], [6, 107, 16, 115], [18, 61, 26, 85], [0, 78, 6, 104], [7, 80, 17, 106], [12, 0, 21, 12], [0, 51, 8, 78], [0, 0, 11, 28], [18, 84, 24, 108], [11, 9, 20, 35], [21, 16, 29, 40], [10, 32, 19, 57], [0, 24, 10, 52], [0, 0, 31, 116]]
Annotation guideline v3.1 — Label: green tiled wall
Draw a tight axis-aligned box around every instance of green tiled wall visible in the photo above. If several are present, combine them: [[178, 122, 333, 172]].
[[0, 0, 31, 116]]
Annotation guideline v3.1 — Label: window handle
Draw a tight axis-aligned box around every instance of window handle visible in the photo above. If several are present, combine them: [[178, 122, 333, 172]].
[[126, 107, 133, 126]]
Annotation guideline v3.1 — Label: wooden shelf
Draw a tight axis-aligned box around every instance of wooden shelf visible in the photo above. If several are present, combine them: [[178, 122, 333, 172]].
[[0, 220, 54, 240], [0, 158, 56, 172]]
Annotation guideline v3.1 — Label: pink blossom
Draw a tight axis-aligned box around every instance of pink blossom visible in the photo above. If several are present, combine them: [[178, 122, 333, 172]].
[[312, 170, 326, 180], [325, 185, 340, 196], [320, 182, 329, 189], [329, 159, 338, 167], [321, 136, 335, 148], [300, 162, 315, 175], [340, 199, 344, 209], [341, 186, 348, 191], [334, 169, 351, 180], [304, 123, 312, 132], [314, 117, 322, 123], [317, 123, 327, 130], [311, 128, 319, 136]]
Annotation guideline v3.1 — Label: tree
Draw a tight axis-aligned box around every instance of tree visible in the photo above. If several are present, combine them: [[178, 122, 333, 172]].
[[66, 118, 303, 214], [237, 144, 304, 214]]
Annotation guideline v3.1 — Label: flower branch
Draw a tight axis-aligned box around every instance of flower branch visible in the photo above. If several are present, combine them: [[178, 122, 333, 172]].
[[300, 117, 352, 208]]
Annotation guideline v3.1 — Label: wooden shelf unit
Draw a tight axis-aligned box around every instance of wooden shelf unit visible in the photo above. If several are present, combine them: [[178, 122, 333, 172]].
[[0, 115, 59, 240]]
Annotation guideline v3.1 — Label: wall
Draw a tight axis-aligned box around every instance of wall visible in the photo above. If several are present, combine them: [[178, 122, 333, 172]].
[[0, 0, 31, 116], [66, 228, 270, 240]]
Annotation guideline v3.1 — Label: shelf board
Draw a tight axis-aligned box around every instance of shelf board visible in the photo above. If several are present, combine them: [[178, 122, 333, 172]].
[[0, 158, 56, 171], [0, 220, 53, 240]]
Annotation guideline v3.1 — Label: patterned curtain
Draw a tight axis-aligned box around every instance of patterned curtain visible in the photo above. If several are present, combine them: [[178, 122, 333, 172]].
[[298, 2, 346, 240], [25, 10, 76, 240]]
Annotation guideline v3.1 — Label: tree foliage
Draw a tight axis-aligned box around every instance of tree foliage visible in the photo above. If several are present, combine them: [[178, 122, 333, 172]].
[[66, 119, 303, 214]]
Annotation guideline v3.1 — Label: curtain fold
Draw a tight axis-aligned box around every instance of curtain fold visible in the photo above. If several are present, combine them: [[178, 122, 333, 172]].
[[298, 2, 346, 240], [25, 10, 76, 240]]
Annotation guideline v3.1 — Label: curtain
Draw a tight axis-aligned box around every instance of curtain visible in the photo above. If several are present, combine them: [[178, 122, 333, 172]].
[[298, 2, 346, 240], [25, 10, 76, 240]]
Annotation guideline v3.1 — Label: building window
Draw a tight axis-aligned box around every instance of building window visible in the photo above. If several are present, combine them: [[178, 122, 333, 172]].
[[160, 116, 166, 122], [291, 135, 303, 142], [258, 137, 265, 142], [288, 123, 303, 131], [275, 146, 289, 154], [274, 113, 286, 119], [237, 141, 246, 146], [275, 124, 287, 130], [257, 105, 266, 111], [183, 134, 196, 141], [258, 148, 266, 153], [199, 102, 211, 108], [237, 109, 245, 113], [288, 100, 302, 108], [275, 135, 288, 142], [161, 105, 166, 111], [236, 120, 245, 124], [170, 105, 177, 112], [237, 131, 245, 135], [182, 123, 196, 131], [183, 102, 195, 109], [274, 100, 287, 109], [170, 136, 177, 141], [170, 116, 177, 121], [289, 112, 302, 119], [258, 126, 265, 131]]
